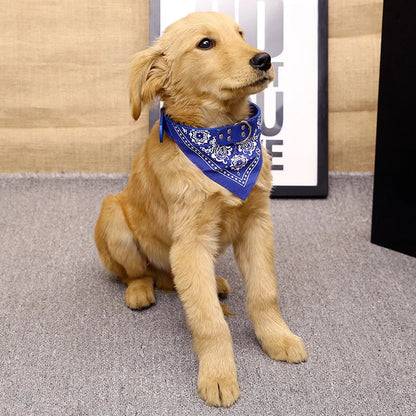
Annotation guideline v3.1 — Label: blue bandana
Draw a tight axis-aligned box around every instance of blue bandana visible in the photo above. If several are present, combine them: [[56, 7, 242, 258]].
[[159, 102, 263, 200]]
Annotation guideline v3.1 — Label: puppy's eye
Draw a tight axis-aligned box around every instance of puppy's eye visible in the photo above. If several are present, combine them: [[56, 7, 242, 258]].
[[239, 30, 244, 38], [197, 38, 215, 50]]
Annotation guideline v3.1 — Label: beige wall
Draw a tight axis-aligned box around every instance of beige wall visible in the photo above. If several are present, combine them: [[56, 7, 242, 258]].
[[0, 0, 150, 173], [329, 0, 383, 171], [0, 0, 383, 173]]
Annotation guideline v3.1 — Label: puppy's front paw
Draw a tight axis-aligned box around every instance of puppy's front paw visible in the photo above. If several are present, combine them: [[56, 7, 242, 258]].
[[261, 332, 307, 363], [198, 368, 240, 407], [125, 277, 155, 310]]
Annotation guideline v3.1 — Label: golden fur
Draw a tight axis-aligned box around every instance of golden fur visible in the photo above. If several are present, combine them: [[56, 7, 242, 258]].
[[95, 12, 307, 407]]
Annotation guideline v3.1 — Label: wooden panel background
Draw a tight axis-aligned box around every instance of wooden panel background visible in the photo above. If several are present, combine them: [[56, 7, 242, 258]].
[[0, 0, 383, 173]]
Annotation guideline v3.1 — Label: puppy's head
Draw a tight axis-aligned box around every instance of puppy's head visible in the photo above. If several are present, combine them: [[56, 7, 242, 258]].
[[129, 12, 274, 123]]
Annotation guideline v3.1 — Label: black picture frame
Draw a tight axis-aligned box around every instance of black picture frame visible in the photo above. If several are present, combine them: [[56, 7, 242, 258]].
[[149, 0, 328, 198]]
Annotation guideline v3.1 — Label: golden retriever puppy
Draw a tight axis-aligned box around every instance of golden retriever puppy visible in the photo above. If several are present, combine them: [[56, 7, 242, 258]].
[[95, 11, 307, 407]]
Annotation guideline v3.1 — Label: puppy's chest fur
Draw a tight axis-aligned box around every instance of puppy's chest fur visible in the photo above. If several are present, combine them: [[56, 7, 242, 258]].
[[123, 127, 270, 264]]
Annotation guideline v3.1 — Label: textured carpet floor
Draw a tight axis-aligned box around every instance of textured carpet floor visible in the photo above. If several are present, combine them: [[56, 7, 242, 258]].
[[0, 174, 415, 416]]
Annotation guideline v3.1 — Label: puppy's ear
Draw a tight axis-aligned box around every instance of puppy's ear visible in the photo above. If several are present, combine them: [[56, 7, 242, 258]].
[[129, 45, 169, 120]]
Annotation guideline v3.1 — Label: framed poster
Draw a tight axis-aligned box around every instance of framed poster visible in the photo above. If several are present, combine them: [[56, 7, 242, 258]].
[[149, 0, 328, 197]]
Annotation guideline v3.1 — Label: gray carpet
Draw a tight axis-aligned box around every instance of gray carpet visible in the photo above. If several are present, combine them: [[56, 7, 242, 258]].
[[0, 174, 415, 416]]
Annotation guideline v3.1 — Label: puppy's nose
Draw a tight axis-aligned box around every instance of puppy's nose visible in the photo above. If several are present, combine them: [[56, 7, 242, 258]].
[[249, 52, 272, 72]]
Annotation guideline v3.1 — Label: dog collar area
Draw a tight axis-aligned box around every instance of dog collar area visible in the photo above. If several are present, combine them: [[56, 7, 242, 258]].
[[157, 102, 263, 200], [159, 102, 261, 144]]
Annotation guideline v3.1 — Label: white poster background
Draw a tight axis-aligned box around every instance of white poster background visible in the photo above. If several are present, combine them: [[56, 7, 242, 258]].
[[159, 0, 318, 187]]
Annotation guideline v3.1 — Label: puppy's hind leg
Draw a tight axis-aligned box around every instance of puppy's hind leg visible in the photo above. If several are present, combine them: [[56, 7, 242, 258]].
[[94, 194, 155, 310], [153, 269, 175, 292]]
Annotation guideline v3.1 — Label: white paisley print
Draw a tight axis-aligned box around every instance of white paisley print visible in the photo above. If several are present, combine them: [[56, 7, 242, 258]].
[[237, 139, 257, 156], [189, 129, 211, 144], [200, 138, 232, 163], [230, 154, 248, 170], [256, 113, 263, 131]]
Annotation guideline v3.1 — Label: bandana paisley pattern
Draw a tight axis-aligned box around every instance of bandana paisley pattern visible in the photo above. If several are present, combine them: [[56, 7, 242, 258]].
[[160, 103, 263, 200]]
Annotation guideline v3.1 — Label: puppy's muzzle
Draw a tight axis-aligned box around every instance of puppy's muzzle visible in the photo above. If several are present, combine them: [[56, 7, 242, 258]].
[[249, 52, 272, 72]]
